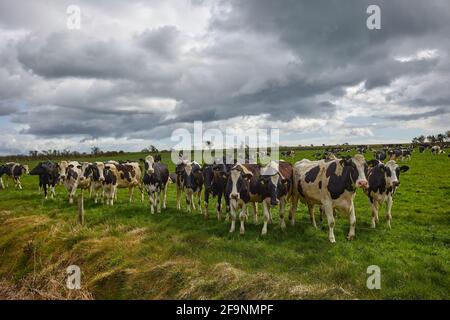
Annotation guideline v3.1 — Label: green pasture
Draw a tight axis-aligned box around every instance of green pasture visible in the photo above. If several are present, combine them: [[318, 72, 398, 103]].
[[0, 149, 449, 299]]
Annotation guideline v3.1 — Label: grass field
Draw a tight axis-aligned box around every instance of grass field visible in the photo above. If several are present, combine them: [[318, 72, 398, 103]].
[[0, 149, 449, 299]]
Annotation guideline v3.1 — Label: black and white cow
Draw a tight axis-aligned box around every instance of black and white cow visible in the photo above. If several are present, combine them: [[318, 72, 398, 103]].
[[64, 161, 84, 204], [227, 161, 293, 235], [373, 150, 387, 161], [202, 161, 232, 220], [0, 164, 6, 189], [142, 155, 169, 214], [290, 154, 369, 243], [82, 162, 105, 203], [0, 162, 29, 189], [29, 161, 59, 199], [365, 159, 409, 228], [182, 161, 203, 213], [431, 145, 445, 155], [103, 165, 117, 206]]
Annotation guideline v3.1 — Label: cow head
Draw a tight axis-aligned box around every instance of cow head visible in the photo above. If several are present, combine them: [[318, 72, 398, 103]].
[[259, 161, 287, 206], [340, 154, 368, 189], [183, 162, 201, 192], [384, 160, 409, 188], [202, 164, 214, 192], [229, 164, 253, 201], [141, 156, 155, 175], [57, 161, 69, 182], [30, 163, 45, 176]]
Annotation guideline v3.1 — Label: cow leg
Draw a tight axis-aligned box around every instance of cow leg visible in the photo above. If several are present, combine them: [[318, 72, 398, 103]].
[[308, 204, 317, 229], [49, 184, 55, 199], [149, 192, 155, 214], [239, 203, 248, 235], [289, 195, 298, 226], [279, 196, 286, 230], [203, 191, 209, 219], [176, 186, 181, 210], [157, 190, 161, 214], [229, 199, 237, 233], [252, 202, 258, 225], [129, 187, 134, 203], [347, 203, 356, 240], [323, 203, 336, 243], [261, 198, 271, 236], [43, 183, 48, 199], [0, 177, 4, 189], [216, 192, 222, 221], [163, 182, 168, 209], [370, 200, 379, 228], [15, 178, 22, 190], [386, 195, 393, 229]]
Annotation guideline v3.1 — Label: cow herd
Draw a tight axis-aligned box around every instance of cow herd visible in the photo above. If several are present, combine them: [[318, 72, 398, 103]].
[[3, 147, 436, 243]]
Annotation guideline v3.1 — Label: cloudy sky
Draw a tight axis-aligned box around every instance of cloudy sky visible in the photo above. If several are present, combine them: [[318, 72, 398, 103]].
[[1, 0, 449, 155]]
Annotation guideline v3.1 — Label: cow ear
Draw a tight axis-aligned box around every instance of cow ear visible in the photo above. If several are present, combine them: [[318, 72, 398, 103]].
[[77, 165, 82, 169], [400, 165, 410, 172], [367, 159, 379, 168]]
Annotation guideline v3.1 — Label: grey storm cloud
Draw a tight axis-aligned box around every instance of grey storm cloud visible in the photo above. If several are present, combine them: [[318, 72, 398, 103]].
[[0, 0, 450, 148]]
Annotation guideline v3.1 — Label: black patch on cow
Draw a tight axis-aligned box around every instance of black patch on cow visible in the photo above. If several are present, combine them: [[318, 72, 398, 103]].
[[367, 165, 386, 196], [325, 161, 357, 200], [305, 166, 320, 183], [297, 180, 305, 197], [318, 181, 322, 189]]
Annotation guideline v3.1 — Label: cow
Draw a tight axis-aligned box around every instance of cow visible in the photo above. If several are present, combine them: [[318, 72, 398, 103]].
[[82, 162, 105, 203], [389, 148, 412, 161], [57, 160, 70, 184], [374, 150, 387, 161], [103, 165, 117, 206], [0, 162, 29, 189], [29, 161, 59, 199], [431, 145, 444, 155], [181, 161, 203, 213], [202, 161, 231, 220], [259, 160, 293, 233], [227, 161, 292, 235], [141, 155, 169, 214], [175, 159, 188, 210], [281, 150, 295, 158], [365, 159, 409, 228], [104, 161, 144, 203], [227, 163, 260, 234], [64, 161, 83, 204], [289, 154, 369, 243], [0, 164, 6, 189]]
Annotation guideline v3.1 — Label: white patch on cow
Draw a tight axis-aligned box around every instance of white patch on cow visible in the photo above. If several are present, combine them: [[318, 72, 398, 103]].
[[230, 169, 241, 199], [352, 154, 368, 188], [384, 160, 399, 187]]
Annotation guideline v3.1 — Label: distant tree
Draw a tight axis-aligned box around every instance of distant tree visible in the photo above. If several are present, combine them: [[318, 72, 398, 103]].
[[427, 135, 437, 144], [417, 135, 426, 144], [149, 145, 158, 153], [436, 133, 446, 143], [91, 146, 101, 155]]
